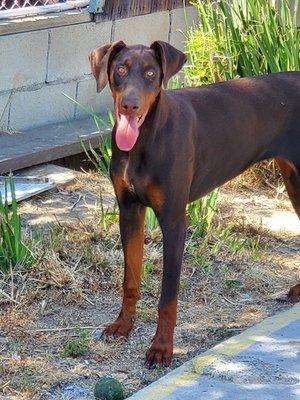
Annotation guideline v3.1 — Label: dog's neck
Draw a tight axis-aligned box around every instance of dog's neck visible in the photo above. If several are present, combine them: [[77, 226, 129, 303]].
[[142, 89, 170, 134]]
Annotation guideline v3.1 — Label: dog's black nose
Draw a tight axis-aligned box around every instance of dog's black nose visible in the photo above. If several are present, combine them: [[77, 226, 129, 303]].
[[120, 97, 140, 114]]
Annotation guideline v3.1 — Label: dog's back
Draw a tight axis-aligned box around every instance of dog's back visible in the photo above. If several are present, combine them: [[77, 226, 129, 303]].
[[164, 72, 300, 196]]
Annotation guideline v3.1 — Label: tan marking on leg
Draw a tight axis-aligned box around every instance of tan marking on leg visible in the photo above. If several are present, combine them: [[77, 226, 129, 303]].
[[146, 182, 164, 213]]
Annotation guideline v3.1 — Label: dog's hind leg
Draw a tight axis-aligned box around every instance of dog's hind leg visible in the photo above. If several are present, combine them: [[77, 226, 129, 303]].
[[276, 158, 300, 215], [276, 157, 300, 302]]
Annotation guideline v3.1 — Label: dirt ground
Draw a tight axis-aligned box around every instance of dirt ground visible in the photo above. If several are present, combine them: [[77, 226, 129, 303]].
[[0, 171, 299, 400]]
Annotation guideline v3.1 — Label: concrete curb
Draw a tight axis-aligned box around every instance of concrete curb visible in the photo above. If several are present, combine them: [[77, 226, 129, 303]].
[[128, 303, 300, 399]]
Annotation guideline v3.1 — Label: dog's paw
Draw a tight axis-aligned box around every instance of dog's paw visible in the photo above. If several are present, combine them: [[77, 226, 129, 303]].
[[288, 283, 300, 303], [144, 339, 173, 369], [101, 317, 134, 340]]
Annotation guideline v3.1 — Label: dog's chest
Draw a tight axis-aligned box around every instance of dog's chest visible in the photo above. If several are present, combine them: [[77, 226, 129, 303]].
[[113, 156, 155, 206], [125, 158, 149, 194], [111, 154, 165, 212]]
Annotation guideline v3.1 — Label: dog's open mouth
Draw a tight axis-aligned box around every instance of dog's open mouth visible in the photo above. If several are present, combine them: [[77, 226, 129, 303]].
[[115, 111, 147, 152]]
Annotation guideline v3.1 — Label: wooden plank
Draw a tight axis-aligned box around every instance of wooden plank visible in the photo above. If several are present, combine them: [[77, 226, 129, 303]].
[[0, 0, 191, 35], [0, 9, 91, 36], [0, 0, 89, 20], [0, 176, 55, 204], [0, 116, 111, 174], [16, 163, 78, 185], [1, 164, 78, 203]]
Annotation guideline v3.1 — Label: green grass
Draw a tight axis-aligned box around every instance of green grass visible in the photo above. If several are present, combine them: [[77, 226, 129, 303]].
[[61, 329, 90, 358], [188, 0, 300, 81], [0, 175, 34, 272], [210, 224, 262, 258], [185, 28, 221, 86], [99, 190, 119, 232], [63, 92, 114, 178], [145, 208, 159, 232], [187, 189, 219, 239], [141, 261, 155, 291], [189, 222, 262, 272], [81, 136, 112, 178]]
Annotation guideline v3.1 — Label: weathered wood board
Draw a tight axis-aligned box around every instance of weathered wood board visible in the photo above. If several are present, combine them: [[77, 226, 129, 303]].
[[0, 164, 78, 204], [0, 116, 110, 174], [0, 176, 55, 204]]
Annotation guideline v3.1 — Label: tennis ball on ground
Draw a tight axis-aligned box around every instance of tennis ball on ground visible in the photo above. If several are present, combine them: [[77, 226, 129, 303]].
[[94, 376, 124, 400]]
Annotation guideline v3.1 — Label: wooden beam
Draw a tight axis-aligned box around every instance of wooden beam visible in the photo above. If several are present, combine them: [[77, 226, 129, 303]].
[[0, 0, 89, 20], [0, 9, 91, 36], [0, 117, 111, 174]]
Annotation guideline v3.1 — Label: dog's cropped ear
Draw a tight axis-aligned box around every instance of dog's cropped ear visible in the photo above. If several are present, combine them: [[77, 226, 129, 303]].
[[89, 41, 126, 93], [150, 41, 187, 88]]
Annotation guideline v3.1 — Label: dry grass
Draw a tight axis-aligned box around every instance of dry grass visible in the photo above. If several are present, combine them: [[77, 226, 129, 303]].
[[0, 172, 299, 399], [228, 160, 282, 190]]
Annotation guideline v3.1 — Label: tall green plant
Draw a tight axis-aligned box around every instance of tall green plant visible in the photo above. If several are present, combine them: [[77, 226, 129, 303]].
[[62, 92, 113, 132], [189, 0, 300, 81], [187, 189, 219, 238], [0, 176, 34, 272], [145, 208, 159, 231], [63, 93, 114, 177], [81, 136, 112, 177]]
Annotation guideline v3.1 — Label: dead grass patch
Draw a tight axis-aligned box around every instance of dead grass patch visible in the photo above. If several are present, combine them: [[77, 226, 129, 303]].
[[0, 171, 299, 399]]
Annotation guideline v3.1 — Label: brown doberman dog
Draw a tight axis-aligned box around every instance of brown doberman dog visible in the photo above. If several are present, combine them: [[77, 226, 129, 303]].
[[89, 40, 300, 368]]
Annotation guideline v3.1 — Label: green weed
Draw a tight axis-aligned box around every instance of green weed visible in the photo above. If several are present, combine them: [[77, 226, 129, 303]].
[[0, 175, 34, 272], [145, 208, 159, 232], [99, 191, 119, 232], [211, 224, 262, 259], [225, 279, 242, 289], [62, 92, 112, 132], [141, 261, 155, 291], [61, 329, 90, 358], [187, 189, 219, 239], [81, 136, 112, 177], [63, 93, 113, 177], [144, 190, 219, 235], [189, 222, 262, 270]]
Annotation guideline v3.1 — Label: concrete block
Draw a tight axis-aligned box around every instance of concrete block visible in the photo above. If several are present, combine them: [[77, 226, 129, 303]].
[[0, 30, 48, 92], [47, 21, 112, 82], [170, 6, 199, 51], [0, 92, 11, 131], [9, 82, 76, 131], [113, 11, 170, 46], [75, 77, 113, 120]]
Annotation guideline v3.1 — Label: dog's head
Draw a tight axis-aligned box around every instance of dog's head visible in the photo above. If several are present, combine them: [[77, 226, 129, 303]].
[[89, 41, 186, 151]]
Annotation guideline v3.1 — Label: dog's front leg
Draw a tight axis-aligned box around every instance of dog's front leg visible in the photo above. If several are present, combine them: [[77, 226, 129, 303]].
[[102, 199, 146, 339], [145, 213, 187, 368]]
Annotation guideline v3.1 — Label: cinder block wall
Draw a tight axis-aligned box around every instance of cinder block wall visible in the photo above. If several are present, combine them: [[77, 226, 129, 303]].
[[0, 6, 198, 132]]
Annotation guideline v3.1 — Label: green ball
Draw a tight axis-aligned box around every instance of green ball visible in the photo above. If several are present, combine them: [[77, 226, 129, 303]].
[[94, 376, 124, 400]]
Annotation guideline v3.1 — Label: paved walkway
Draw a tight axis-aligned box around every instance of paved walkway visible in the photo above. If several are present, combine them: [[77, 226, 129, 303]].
[[129, 303, 300, 400]]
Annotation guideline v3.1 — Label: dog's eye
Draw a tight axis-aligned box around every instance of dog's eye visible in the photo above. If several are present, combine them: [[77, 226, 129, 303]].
[[117, 66, 127, 76], [145, 70, 155, 79]]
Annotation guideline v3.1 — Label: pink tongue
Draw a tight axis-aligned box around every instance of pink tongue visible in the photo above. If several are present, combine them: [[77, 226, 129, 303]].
[[116, 114, 139, 151]]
